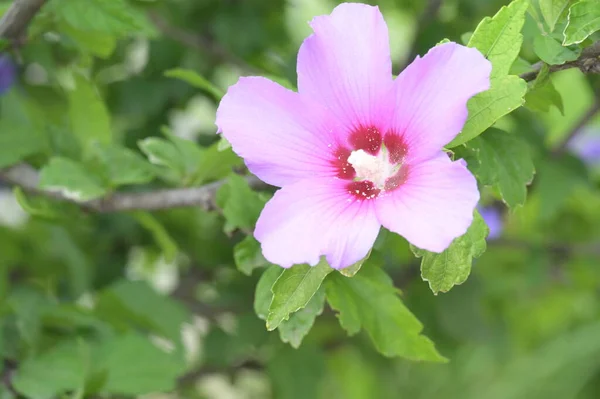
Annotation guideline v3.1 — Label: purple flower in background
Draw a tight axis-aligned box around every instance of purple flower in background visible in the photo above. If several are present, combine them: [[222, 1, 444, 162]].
[[478, 206, 503, 240], [216, 3, 491, 269], [0, 55, 15, 95], [567, 126, 600, 167]]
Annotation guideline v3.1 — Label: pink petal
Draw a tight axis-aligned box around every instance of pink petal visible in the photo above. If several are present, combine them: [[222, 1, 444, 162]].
[[216, 77, 336, 187], [375, 153, 479, 252], [254, 178, 381, 269], [391, 43, 492, 163], [297, 3, 394, 136]]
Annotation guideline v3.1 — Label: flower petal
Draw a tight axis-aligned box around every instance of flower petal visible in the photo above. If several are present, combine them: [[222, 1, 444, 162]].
[[375, 153, 479, 252], [391, 42, 492, 162], [216, 76, 336, 187], [297, 3, 394, 134], [255, 178, 381, 269]]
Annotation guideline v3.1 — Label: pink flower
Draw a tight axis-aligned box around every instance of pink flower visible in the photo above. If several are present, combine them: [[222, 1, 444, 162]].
[[216, 3, 491, 269]]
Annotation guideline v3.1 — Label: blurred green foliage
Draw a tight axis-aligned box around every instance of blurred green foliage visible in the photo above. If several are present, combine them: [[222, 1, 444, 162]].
[[0, 0, 599, 398]]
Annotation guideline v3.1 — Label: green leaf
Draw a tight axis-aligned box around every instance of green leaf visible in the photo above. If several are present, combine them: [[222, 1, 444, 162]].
[[338, 252, 371, 278], [533, 34, 581, 64], [449, 75, 528, 147], [266, 260, 332, 330], [234, 235, 270, 276], [217, 136, 232, 151], [325, 265, 446, 361], [540, 0, 573, 32], [254, 266, 283, 320], [525, 64, 565, 114], [95, 333, 186, 395], [164, 68, 224, 100], [138, 137, 186, 178], [51, 0, 156, 37], [68, 73, 112, 149], [268, 345, 325, 399], [216, 174, 268, 234], [39, 158, 107, 201], [13, 340, 89, 399], [278, 287, 326, 348], [93, 145, 155, 187], [0, 91, 45, 169], [131, 212, 178, 263], [461, 129, 536, 208], [563, 0, 600, 45], [59, 22, 117, 58], [192, 143, 242, 185], [468, 0, 529, 78], [412, 211, 488, 294]]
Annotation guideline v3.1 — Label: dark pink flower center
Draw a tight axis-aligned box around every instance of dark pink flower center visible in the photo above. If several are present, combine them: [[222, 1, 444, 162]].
[[331, 126, 409, 200]]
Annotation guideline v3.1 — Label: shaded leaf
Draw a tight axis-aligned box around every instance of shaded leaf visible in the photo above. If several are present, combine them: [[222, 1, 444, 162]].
[[131, 212, 178, 262], [278, 288, 326, 348], [216, 174, 268, 234], [165, 68, 224, 99], [449, 75, 527, 147], [68, 74, 112, 149], [234, 235, 270, 276], [533, 34, 580, 64], [325, 265, 446, 361], [412, 211, 488, 294], [39, 158, 107, 201], [266, 260, 332, 330], [254, 266, 283, 320], [563, 0, 600, 45], [93, 145, 155, 187], [461, 129, 536, 208], [525, 63, 565, 114], [540, 0, 573, 32]]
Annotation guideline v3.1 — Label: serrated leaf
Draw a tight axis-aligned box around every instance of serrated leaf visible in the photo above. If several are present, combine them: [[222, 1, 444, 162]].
[[0, 91, 45, 168], [192, 143, 242, 185], [68, 74, 112, 149], [234, 235, 270, 276], [449, 75, 528, 147], [278, 288, 326, 348], [338, 252, 371, 278], [52, 0, 156, 37], [216, 174, 268, 234], [13, 340, 89, 399], [138, 137, 185, 178], [59, 22, 117, 58], [468, 0, 529, 78], [266, 260, 332, 330], [164, 68, 224, 100], [540, 0, 573, 32], [254, 266, 283, 320], [412, 211, 488, 294], [525, 64, 565, 114], [462, 129, 536, 207], [325, 265, 446, 362], [131, 212, 178, 263], [39, 158, 107, 201], [563, 0, 600, 45], [95, 333, 186, 395], [533, 34, 581, 64], [93, 145, 155, 187]]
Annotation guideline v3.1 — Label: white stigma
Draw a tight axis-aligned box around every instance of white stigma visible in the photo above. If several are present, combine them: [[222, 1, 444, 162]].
[[348, 149, 396, 188]]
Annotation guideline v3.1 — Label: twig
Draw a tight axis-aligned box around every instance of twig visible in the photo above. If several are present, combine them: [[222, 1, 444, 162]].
[[520, 41, 600, 82], [148, 11, 258, 74], [0, 0, 47, 45], [552, 101, 600, 157], [0, 163, 267, 213]]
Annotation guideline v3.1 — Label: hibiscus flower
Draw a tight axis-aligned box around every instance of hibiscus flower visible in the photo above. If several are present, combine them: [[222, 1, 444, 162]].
[[216, 3, 491, 269]]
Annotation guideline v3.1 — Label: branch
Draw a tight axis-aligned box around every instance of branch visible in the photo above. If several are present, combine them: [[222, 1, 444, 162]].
[[520, 41, 600, 82], [0, 163, 267, 213], [148, 11, 258, 74], [551, 100, 600, 157], [0, 0, 47, 45]]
